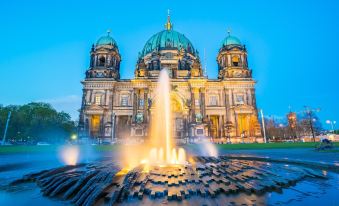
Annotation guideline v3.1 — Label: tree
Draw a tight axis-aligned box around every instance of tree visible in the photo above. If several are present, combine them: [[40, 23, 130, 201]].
[[296, 111, 323, 140], [0, 102, 76, 144]]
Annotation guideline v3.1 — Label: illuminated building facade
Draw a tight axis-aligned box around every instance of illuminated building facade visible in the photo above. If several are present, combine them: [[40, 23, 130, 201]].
[[78, 15, 262, 143]]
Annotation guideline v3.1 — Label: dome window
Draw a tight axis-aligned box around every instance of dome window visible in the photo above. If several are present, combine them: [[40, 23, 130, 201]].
[[98, 56, 106, 67], [232, 56, 240, 67]]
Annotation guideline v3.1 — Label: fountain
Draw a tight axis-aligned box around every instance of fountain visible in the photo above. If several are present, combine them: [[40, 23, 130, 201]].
[[59, 145, 80, 166], [146, 69, 186, 166], [5, 69, 335, 205]]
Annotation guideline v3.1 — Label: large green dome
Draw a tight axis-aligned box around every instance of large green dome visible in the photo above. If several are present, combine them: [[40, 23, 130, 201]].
[[221, 35, 241, 47], [140, 29, 196, 58]]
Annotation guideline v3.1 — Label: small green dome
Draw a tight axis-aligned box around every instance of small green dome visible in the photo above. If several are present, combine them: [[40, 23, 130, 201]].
[[96, 33, 117, 47], [221, 35, 241, 47], [140, 29, 196, 58]]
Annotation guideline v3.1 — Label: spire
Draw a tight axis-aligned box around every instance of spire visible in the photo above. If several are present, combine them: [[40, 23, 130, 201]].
[[227, 28, 231, 36], [204, 48, 207, 77], [164, 9, 173, 30], [107, 29, 111, 36]]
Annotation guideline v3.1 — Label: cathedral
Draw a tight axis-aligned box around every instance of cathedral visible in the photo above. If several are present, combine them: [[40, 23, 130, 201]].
[[78, 15, 262, 143]]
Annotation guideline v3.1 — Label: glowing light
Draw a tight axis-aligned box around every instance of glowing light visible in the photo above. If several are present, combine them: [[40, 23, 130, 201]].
[[322, 170, 328, 176], [178, 148, 186, 164], [140, 159, 148, 164], [59, 145, 79, 166], [71, 134, 77, 140], [171, 148, 178, 164], [116, 168, 131, 176]]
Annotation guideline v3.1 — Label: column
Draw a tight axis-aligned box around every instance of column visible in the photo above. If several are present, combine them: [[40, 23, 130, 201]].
[[227, 54, 231, 67], [115, 116, 119, 139], [233, 110, 238, 137], [111, 112, 115, 140], [93, 55, 96, 67], [199, 88, 205, 117], [218, 115, 222, 138], [111, 88, 115, 109], [247, 89, 252, 106], [85, 90, 90, 104], [251, 88, 257, 108], [224, 88, 230, 121], [230, 89, 234, 106], [105, 90, 109, 106], [91, 90, 95, 103], [144, 89, 148, 123], [190, 88, 195, 122], [221, 115, 225, 138], [133, 89, 138, 123]]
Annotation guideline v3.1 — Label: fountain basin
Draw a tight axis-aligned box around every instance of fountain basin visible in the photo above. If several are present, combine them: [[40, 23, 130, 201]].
[[7, 156, 330, 206]]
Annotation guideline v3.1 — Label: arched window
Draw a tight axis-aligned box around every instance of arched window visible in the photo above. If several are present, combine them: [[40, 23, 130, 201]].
[[95, 95, 102, 105], [232, 55, 240, 67], [98, 56, 105, 66]]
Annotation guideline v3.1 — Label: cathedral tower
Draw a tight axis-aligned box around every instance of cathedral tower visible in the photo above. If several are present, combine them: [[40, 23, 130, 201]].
[[217, 31, 261, 142], [86, 31, 121, 79], [217, 31, 251, 79], [78, 31, 121, 141]]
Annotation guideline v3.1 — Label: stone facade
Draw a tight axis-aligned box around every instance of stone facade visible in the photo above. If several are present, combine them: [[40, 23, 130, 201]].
[[78, 17, 262, 143]]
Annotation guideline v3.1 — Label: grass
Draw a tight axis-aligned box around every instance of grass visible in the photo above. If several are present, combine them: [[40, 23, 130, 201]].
[[0, 144, 118, 154], [0, 142, 338, 154], [215, 142, 339, 150], [0, 145, 59, 154]]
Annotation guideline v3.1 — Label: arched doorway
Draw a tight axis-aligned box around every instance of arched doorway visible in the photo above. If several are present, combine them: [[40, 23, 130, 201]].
[[170, 93, 187, 139]]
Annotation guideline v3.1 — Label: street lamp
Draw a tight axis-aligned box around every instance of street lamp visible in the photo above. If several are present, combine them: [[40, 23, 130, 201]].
[[326, 120, 336, 133], [71, 134, 77, 141]]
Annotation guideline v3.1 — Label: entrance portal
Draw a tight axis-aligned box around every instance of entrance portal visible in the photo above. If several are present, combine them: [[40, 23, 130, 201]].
[[90, 115, 100, 137]]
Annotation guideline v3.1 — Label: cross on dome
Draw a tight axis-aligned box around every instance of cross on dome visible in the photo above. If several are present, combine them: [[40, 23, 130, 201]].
[[165, 9, 173, 30]]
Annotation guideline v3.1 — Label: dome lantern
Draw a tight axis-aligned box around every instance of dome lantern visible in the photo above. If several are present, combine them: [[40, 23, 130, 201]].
[[96, 30, 118, 48], [221, 29, 242, 47]]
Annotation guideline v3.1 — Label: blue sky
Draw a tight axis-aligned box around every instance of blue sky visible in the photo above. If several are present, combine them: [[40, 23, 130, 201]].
[[0, 0, 338, 129]]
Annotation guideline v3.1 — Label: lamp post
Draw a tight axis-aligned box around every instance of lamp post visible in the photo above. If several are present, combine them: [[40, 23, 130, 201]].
[[260, 109, 267, 143], [326, 120, 336, 133], [2, 111, 11, 145]]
